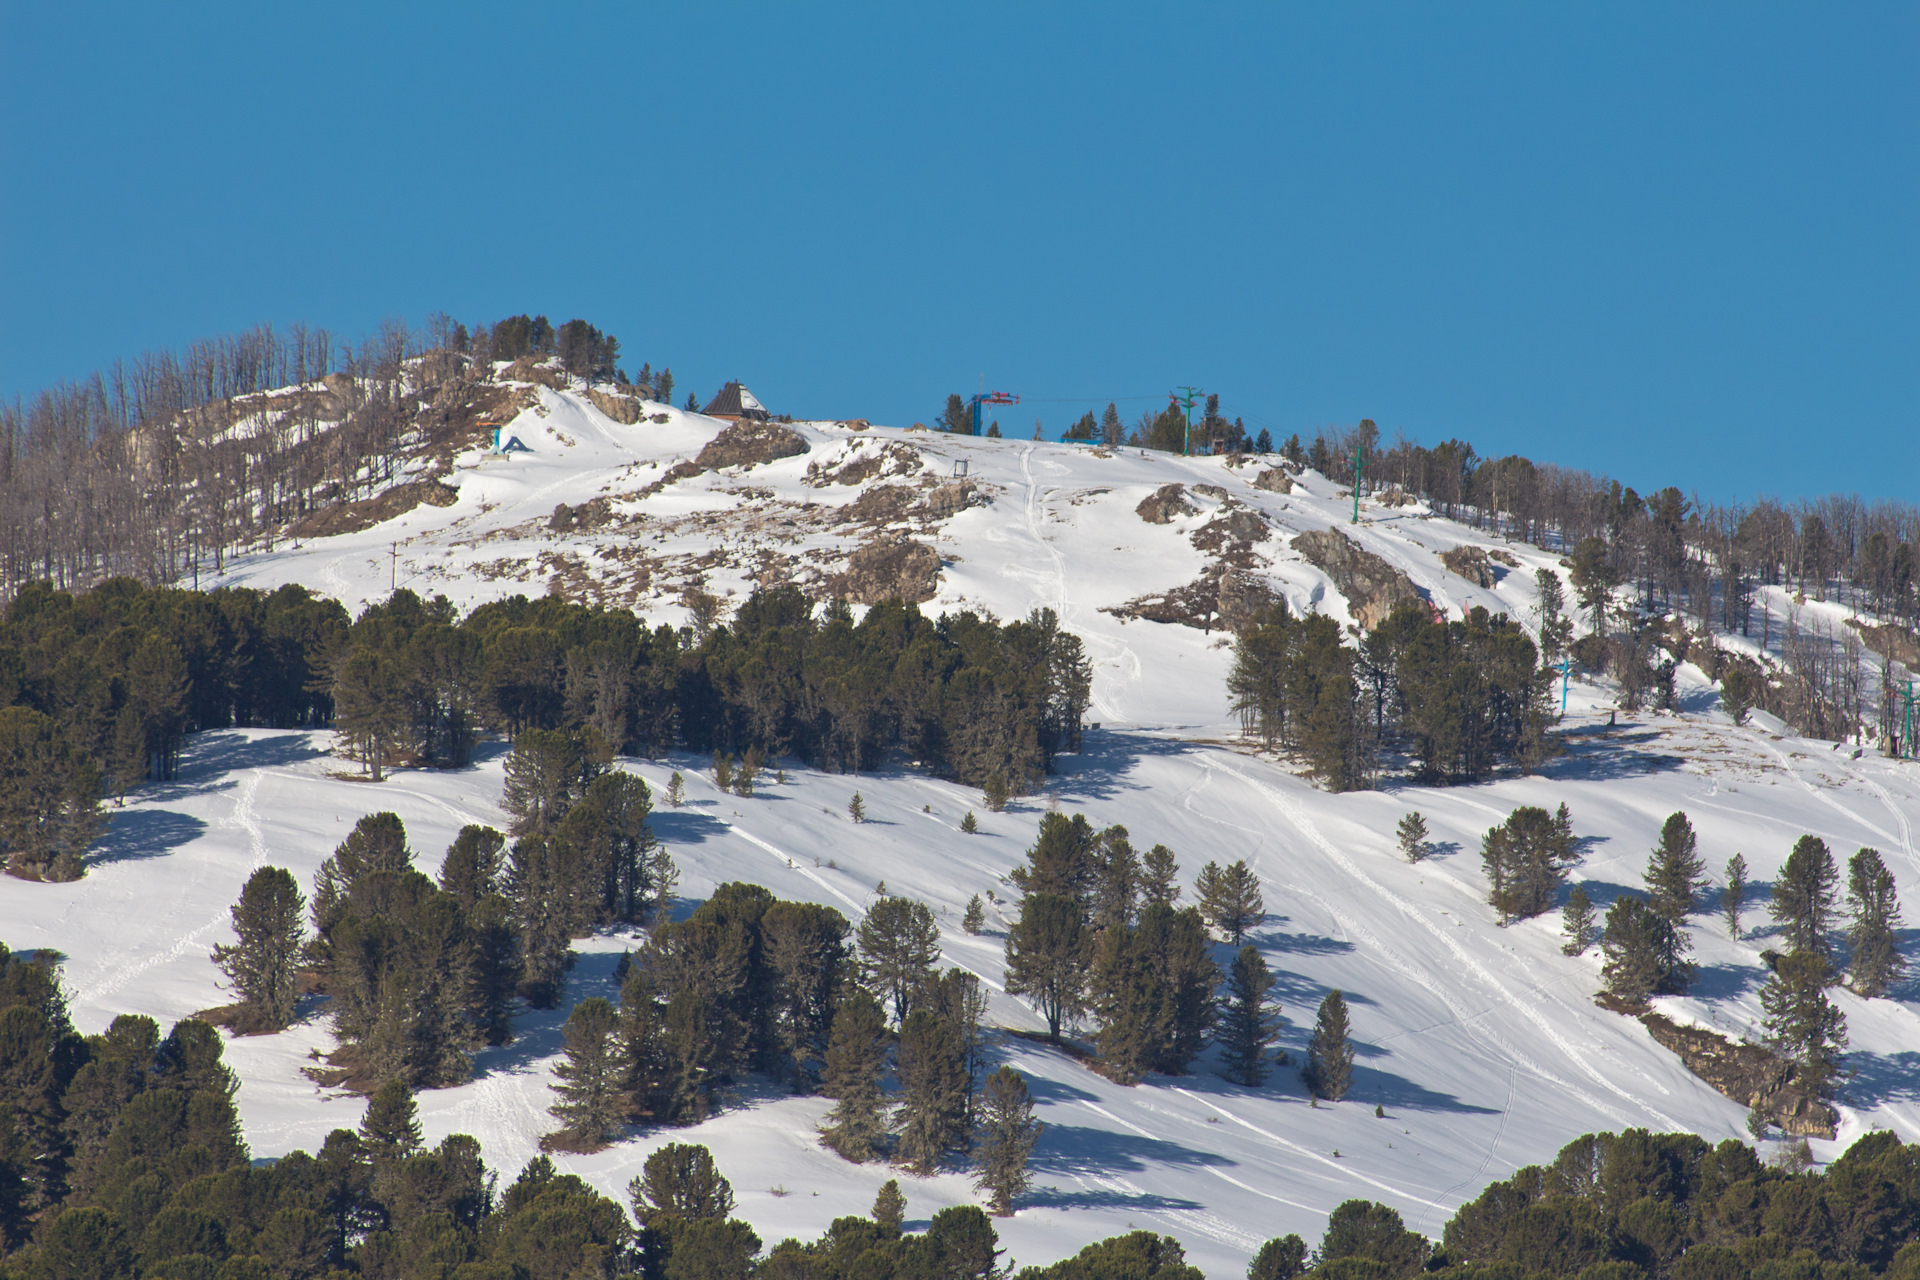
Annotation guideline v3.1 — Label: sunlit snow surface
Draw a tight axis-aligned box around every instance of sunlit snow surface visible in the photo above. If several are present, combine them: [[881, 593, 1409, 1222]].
[[4, 391, 1916, 1276]]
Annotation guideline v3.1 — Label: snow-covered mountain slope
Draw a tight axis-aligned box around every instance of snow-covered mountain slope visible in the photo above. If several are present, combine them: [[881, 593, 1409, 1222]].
[[5, 385, 1917, 1277]]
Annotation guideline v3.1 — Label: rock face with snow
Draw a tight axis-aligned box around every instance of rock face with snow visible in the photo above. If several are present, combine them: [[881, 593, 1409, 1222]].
[[695, 419, 810, 470], [1290, 526, 1423, 628], [290, 479, 458, 539], [1106, 565, 1278, 633], [826, 537, 941, 604], [1441, 543, 1498, 588], [1638, 1008, 1837, 1138], [586, 388, 648, 424], [1252, 467, 1294, 494], [1136, 482, 1197, 523]]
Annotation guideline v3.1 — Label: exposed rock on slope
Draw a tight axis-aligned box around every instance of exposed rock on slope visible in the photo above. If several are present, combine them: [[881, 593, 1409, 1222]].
[[1290, 526, 1422, 629], [1440, 544, 1498, 588], [1637, 1008, 1837, 1139], [696, 420, 810, 470], [1252, 468, 1294, 495], [1136, 483, 1197, 524], [1105, 566, 1279, 633], [825, 538, 941, 604], [586, 388, 648, 424], [290, 479, 459, 539]]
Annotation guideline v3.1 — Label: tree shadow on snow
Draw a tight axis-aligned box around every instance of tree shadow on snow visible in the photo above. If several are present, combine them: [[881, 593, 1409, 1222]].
[[1847, 1051, 1920, 1107], [1686, 962, 1763, 1001], [90, 808, 210, 866], [139, 730, 328, 802], [1042, 732, 1208, 805], [1027, 1122, 1232, 1179], [1253, 927, 1354, 957], [1021, 1185, 1207, 1212], [1539, 730, 1685, 783], [469, 946, 630, 1081], [1351, 1062, 1502, 1116], [647, 809, 733, 847]]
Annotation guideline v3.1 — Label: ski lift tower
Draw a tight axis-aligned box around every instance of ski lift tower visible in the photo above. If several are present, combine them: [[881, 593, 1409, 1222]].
[[1171, 386, 1204, 453], [970, 391, 1018, 436]]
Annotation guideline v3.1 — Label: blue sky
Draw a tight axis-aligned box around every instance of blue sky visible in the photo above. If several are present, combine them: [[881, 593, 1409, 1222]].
[[3, 3, 1914, 504]]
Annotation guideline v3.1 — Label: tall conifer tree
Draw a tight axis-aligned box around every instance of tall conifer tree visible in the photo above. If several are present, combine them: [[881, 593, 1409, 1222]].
[[1303, 990, 1355, 1101]]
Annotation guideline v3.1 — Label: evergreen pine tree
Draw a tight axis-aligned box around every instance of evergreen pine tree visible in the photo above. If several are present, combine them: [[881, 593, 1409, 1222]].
[[894, 1010, 968, 1174], [1219, 946, 1281, 1087], [1481, 805, 1579, 923], [1142, 844, 1181, 906], [1092, 825, 1141, 930], [1396, 812, 1429, 863], [1771, 835, 1840, 957], [437, 825, 506, 908], [1249, 1234, 1310, 1280], [1600, 896, 1664, 1004], [818, 991, 890, 1162], [1196, 860, 1264, 944], [1845, 847, 1906, 998], [545, 997, 622, 1151], [712, 750, 733, 792], [667, 771, 685, 807], [502, 728, 595, 837], [1723, 853, 1749, 939], [960, 810, 978, 834], [849, 792, 865, 823], [1561, 884, 1598, 956], [1003, 893, 1088, 1041], [962, 894, 986, 935], [210, 866, 306, 1033], [1760, 950, 1848, 1102], [627, 1141, 735, 1231], [857, 896, 941, 1024], [872, 1179, 906, 1236], [762, 900, 851, 1093], [973, 1066, 1042, 1216], [465, 892, 519, 1046], [359, 1078, 423, 1163], [1645, 811, 1706, 925], [1303, 990, 1355, 1101], [505, 835, 574, 1008], [983, 771, 1010, 813]]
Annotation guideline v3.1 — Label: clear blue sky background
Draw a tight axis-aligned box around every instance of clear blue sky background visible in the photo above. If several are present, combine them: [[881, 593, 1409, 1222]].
[[3, 3, 1914, 504]]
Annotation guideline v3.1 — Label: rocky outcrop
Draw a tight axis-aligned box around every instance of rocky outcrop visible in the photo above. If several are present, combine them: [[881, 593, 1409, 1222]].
[[1192, 507, 1268, 552], [1637, 1008, 1837, 1139], [1290, 527, 1422, 629], [826, 538, 942, 605], [1848, 619, 1920, 668], [1441, 544, 1498, 588], [500, 357, 572, 390], [1252, 468, 1294, 495], [290, 479, 459, 539], [587, 388, 647, 424], [1136, 483, 1197, 524], [549, 498, 613, 532], [923, 481, 974, 518], [1377, 487, 1416, 508], [833, 484, 917, 525], [804, 441, 921, 487], [1104, 567, 1280, 633], [696, 420, 810, 470]]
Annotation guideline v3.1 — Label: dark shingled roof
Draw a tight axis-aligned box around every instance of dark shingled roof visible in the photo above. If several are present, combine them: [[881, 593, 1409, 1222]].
[[701, 381, 769, 420]]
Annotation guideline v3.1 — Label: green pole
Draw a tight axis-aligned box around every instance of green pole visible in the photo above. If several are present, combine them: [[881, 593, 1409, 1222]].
[[1351, 444, 1366, 524]]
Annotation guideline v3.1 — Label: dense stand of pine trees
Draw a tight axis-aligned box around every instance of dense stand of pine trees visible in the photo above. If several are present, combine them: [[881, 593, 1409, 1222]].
[[1001, 814, 1293, 1090], [0, 578, 1091, 881], [1230, 600, 1558, 792]]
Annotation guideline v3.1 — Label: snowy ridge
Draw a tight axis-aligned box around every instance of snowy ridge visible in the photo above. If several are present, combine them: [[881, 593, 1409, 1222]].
[[4, 388, 1917, 1277]]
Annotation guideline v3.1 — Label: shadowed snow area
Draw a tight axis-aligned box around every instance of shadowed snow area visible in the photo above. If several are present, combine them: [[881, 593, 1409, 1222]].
[[4, 394, 1917, 1276]]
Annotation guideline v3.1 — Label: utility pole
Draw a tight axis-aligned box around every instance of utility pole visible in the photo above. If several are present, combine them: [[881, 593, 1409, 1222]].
[[1171, 387, 1204, 453], [1557, 658, 1573, 717], [1351, 443, 1368, 524], [390, 542, 398, 594]]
